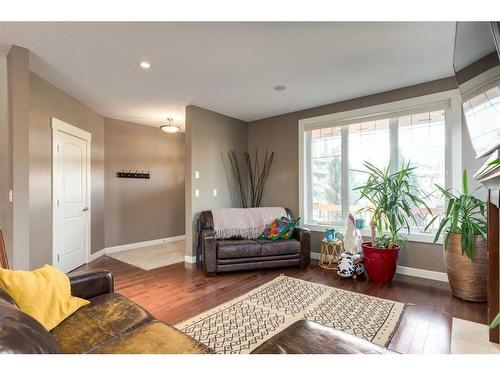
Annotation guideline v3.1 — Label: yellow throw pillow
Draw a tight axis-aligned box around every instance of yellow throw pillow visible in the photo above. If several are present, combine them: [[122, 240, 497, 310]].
[[0, 264, 89, 331]]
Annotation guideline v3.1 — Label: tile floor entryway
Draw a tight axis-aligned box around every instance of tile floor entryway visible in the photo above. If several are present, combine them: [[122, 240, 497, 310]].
[[107, 240, 185, 270]]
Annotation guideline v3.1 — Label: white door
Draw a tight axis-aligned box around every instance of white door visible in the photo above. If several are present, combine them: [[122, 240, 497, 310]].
[[53, 123, 90, 273]]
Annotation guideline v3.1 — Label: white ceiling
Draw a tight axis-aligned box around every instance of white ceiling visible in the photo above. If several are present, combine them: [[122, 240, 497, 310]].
[[0, 22, 456, 129]]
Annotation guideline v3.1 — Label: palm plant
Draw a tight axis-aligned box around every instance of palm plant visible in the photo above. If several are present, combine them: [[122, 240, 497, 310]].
[[492, 313, 500, 329], [354, 161, 431, 248], [426, 170, 486, 260]]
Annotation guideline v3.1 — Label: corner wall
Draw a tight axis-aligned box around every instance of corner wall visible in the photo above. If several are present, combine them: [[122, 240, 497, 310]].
[[29, 72, 106, 268], [0, 55, 13, 265], [185, 105, 248, 258], [7, 46, 30, 270]]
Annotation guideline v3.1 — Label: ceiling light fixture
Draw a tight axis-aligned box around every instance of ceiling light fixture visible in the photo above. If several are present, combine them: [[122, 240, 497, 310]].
[[160, 118, 180, 133], [139, 61, 151, 69], [273, 85, 287, 91]]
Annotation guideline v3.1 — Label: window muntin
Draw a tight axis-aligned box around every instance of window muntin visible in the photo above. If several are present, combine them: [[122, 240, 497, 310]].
[[305, 108, 446, 232]]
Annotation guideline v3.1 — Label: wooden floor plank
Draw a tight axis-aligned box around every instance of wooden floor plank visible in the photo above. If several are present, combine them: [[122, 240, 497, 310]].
[[77, 256, 486, 354]]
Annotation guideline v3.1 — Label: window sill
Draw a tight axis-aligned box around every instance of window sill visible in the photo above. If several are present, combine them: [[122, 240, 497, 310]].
[[304, 223, 443, 245]]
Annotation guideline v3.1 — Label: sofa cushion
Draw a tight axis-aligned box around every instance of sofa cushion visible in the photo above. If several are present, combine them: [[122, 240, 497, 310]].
[[51, 293, 153, 353], [89, 321, 213, 354], [258, 239, 301, 256], [251, 320, 394, 354], [217, 240, 261, 259], [0, 264, 89, 331]]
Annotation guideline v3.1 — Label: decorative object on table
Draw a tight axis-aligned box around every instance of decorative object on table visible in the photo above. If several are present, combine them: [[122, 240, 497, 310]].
[[175, 275, 407, 353], [324, 228, 338, 242], [336, 252, 364, 279], [343, 214, 362, 255], [116, 169, 151, 179], [355, 218, 365, 230], [355, 161, 431, 284], [426, 170, 487, 302], [319, 239, 343, 270], [227, 150, 275, 207]]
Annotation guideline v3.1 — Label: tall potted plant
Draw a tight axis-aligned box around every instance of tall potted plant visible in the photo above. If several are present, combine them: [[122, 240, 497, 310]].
[[355, 162, 430, 284], [426, 170, 487, 302]]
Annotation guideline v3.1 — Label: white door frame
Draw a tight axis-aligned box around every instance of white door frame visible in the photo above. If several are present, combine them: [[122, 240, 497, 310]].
[[51, 117, 92, 267]]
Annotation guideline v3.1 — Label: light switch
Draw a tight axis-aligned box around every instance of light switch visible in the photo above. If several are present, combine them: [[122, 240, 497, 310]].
[[195, 171, 200, 179], [213, 189, 217, 197], [8, 190, 13, 203], [195, 189, 200, 198]]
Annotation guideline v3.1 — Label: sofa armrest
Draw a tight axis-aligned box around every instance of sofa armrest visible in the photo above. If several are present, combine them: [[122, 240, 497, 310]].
[[68, 270, 114, 299], [201, 228, 217, 276], [293, 227, 310, 267]]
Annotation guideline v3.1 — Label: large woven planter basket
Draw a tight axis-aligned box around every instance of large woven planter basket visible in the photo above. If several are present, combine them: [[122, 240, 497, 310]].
[[444, 233, 487, 302]]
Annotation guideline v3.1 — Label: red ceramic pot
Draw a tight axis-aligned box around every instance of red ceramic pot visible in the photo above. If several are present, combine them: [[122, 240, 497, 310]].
[[362, 242, 400, 284]]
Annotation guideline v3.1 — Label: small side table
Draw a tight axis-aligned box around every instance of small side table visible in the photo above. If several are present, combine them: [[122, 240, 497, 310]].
[[319, 239, 343, 271]]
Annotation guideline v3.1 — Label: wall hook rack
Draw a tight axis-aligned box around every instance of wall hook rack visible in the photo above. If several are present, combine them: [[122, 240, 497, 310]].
[[117, 169, 150, 179]]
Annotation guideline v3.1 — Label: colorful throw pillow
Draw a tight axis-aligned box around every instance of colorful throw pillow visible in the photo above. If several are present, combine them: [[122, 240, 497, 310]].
[[0, 264, 90, 331], [258, 216, 290, 240], [281, 217, 301, 239]]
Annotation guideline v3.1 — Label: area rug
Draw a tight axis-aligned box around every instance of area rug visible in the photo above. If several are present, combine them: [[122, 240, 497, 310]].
[[107, 240, 185, 271], [175, 275, 408, 354]]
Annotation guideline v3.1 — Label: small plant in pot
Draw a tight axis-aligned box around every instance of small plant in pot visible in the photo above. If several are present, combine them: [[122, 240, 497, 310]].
[[355, 162, 431, 284], [426, 170, 487, 302]]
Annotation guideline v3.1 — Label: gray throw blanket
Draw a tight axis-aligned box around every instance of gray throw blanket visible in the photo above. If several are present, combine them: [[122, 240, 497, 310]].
[[211, 207, 287, 239]]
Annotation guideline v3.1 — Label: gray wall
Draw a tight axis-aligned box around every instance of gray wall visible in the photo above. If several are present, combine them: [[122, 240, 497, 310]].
[[7, 46, 30, 270], [247, 77, 460, 273], [104, 118, 185, 247], [29, 72, 106, 267], [185, 105, 248, 256], [0, 55, 13, 266]]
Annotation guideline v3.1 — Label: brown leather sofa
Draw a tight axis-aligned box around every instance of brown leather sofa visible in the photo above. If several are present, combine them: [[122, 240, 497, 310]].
[[199, 209, 310, 276], [0, 269, 212, 354], [0, 269, 394, 354]]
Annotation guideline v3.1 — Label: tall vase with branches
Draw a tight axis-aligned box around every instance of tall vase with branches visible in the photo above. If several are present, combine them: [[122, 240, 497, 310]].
[[228, 150, 274, 208]]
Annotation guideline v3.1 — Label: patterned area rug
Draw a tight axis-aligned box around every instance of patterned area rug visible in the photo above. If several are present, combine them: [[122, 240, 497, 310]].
[[175, 275, 407, 354]]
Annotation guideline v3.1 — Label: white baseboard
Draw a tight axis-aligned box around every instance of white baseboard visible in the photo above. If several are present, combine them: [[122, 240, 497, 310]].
[[184, 255, 197, 264], [396, 265, 449, 282], [310, 252, 448, 282], [88, 235, 187, 261], [88, 248, 106, 262], [310, 252, 320, 260], [105, 235, 186, 255]]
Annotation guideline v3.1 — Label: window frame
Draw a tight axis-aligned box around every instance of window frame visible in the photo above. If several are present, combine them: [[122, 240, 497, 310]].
[[298, 90, 463, 244]]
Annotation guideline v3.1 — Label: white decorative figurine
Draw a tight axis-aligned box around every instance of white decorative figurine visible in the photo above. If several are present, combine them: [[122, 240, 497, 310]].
[[343, 214, 362, 255]]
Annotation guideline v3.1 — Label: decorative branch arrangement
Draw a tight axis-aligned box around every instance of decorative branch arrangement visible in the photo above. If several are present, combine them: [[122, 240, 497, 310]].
[[228, 150, 274, 207]]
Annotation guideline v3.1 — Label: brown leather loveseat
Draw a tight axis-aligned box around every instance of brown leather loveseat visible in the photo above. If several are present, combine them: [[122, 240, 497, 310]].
[[0, 269, 212, 354], [199, 208, 310, 276]]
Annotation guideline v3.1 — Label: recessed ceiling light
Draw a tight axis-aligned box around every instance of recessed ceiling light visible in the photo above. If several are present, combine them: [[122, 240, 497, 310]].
[[160, 118, 180, 134], [139, 61, 151, 69], [273, 85, 287, 91]]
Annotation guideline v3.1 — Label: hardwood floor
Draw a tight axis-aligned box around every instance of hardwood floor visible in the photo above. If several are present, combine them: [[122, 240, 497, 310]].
[[78, 256, 487, 354]]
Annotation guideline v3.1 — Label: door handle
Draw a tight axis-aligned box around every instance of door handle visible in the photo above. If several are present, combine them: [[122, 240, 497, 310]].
[[82, 207, 89, 212]]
